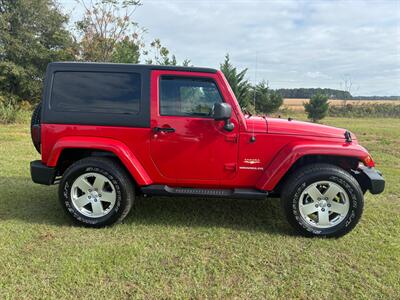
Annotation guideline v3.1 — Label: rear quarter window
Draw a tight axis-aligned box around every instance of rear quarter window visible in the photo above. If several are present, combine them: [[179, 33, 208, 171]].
[[51, 71, 141, 114]]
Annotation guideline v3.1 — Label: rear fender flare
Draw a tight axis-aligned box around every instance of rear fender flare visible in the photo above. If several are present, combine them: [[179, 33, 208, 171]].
[[47, 136, 152, 186], [256, 142, 369, 191]]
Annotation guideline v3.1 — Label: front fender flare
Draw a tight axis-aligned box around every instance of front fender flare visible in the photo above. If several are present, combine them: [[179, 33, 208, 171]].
[[47, 136, 152, 186], [256, 142, 369, 191]]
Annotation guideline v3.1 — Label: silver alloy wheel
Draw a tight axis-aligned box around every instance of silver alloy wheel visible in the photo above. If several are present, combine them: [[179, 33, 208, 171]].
[[299, 181, 350, 229], [70, 172, 117, 218]]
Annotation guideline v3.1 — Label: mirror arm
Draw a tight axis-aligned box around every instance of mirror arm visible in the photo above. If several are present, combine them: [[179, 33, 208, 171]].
[[223, 119, 234, 132]]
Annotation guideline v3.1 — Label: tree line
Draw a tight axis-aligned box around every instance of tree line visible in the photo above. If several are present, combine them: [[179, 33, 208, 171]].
[[276, 88, 352, 100], [276, 89, 399, 101]]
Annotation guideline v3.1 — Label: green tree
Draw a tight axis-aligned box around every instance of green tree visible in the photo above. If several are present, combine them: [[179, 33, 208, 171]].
[[144, 38, 191, 66], [75, 0, 143, 63], [0, 0, 75, 103], [304, 93, 329, 122], [112, 36, 141, 64], [253, 80, 283, 114], [144, 38, 176, 65], [220, 54, 251, 109], [76, 1, 188, 66]]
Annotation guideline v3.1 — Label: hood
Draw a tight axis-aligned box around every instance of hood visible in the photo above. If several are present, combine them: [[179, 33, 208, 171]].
[[245, 116, 268, 133], [267, 117, 352, 139]]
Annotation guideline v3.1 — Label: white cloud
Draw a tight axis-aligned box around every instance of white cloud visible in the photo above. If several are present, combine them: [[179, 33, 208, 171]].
[[60, 0, 400, 96], [306, 71, 331, 79]]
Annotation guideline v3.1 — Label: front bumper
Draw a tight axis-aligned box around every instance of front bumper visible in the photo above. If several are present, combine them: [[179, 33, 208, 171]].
[[358, 166, 385, 194], [30, 160, 56, 185]]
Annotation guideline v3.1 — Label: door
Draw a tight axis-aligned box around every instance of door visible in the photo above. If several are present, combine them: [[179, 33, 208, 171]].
[[150, 71, 239, 184]]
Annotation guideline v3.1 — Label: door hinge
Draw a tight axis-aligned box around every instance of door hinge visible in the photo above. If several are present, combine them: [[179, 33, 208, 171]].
[[224, 163, 237, 171]]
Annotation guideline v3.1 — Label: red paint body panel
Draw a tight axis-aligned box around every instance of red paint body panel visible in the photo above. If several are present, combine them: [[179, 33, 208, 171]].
[[245, 116, 268, 133], [149, 70, 240, 185], [256, 140, 368, 190], [41, 125, 153, 185], [267, 118, 353, 139], [40, 69, 372, 191]]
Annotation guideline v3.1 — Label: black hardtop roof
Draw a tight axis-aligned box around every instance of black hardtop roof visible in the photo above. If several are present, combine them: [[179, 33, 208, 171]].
[[48, 62, 218, 74]]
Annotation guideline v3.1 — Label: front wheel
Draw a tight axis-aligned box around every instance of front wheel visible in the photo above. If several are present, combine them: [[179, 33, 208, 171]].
[[59, 157, 134, 227], [281, 163, 364, 238]]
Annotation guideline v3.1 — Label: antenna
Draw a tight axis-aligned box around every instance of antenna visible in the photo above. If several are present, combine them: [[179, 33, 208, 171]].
[[250, 52, 258, 143]]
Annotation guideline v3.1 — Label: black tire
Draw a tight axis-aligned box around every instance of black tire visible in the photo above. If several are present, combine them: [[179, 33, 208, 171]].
[[59, 157, 134, 227], [31, 103, 41, 154], [281, 163, 364, 238]]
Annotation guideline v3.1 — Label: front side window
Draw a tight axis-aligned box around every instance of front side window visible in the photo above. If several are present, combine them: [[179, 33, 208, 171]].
[[159, 76, 223, 117], [51, 71, 141, 114]]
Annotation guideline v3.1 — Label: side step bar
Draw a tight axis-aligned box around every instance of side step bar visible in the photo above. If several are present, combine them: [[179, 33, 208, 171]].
[[141, 185, 268, 199]]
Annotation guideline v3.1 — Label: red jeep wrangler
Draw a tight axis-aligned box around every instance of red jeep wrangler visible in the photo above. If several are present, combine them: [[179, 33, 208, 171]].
[[30, 62, 384, 237]]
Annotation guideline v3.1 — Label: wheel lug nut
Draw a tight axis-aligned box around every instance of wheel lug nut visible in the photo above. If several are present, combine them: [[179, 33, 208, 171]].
[[315, 204, 319, 208], [321, 208, 325, 212], [327, 204, 331, 207], [99, 194, 102, 197], [88, 196, 91, 199], [88, 189, 92, 192]]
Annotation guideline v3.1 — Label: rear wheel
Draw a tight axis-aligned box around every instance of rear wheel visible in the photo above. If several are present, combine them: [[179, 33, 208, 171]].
[[281, 163, 364, 237], [59, 157, 134, 227]]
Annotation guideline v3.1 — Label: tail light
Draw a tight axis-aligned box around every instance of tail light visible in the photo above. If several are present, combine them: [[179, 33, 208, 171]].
[[31, 124, 41, 153], [362, 155, 375, 168]]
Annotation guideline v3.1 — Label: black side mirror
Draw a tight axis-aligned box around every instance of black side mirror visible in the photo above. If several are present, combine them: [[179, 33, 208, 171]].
[[212, 102, 234, 131]]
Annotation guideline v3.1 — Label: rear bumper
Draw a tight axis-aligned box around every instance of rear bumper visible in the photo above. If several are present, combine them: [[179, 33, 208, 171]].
[[358, 166, 385, 194], [30, 160, 56, 185]]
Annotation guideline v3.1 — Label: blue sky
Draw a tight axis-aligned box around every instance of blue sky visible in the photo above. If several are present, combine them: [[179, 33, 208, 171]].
[[59, 0, 400, 96]]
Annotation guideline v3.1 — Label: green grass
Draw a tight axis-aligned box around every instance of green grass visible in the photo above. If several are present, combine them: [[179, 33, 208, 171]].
[[0, 117, 399, 299]]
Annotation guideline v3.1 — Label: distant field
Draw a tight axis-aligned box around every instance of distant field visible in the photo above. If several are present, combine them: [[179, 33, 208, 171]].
[[284, 98, 400, 111]]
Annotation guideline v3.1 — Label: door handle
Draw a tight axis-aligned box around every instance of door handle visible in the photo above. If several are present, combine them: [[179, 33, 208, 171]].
[[153, 127, 175, 133]]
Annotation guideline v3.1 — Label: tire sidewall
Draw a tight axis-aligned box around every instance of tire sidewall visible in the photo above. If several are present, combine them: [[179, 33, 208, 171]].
[[287, 169, 363, 237], [60, 164, 127, 227]]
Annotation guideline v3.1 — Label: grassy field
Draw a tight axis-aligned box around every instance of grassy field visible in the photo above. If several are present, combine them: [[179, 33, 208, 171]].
[[0, 117, 399, 299], [283, 98, 400, 111]]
